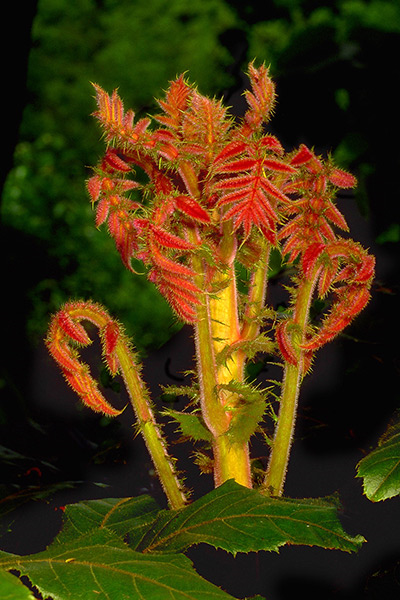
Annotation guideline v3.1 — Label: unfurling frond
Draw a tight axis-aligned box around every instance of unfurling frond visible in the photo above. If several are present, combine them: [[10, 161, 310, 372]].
[[242, 62, 276, 134], [46, 301, 127, 416]]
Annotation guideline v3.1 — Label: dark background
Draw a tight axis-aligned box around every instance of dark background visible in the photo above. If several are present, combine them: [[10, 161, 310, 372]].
[[1, 1, 399, 598]]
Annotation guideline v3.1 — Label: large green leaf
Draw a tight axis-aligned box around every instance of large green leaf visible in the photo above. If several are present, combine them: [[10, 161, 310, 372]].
[[356, 411, 400, 501], [55, 494, 161, 548], [134, 480, 364, 554], [51, 481, 364, 557], [0, 529, 236, 600], [0, 569, 35, 600]]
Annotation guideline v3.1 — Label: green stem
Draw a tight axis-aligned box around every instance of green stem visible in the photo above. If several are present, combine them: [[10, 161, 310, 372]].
[[241, 239, 271, 342], [68, 303, 187, 509], [264, 274, 316, 496], [116, 340, 187, 509]]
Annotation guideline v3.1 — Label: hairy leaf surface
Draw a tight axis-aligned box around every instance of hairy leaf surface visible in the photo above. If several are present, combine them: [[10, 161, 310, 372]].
[[55, 495, 161, 548], [0, 530, 235, 600], [356, 411, 400, 502], [134, 480, 365, 554]]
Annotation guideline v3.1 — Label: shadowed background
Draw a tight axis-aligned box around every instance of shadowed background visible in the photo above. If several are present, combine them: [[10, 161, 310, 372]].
[[1, 1, 399, 598]]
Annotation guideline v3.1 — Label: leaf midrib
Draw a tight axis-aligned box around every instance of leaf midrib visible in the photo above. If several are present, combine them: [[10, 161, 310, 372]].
[[143, 505, 352, 553]]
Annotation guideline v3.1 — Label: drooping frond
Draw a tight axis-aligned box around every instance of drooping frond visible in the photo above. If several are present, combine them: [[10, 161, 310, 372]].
[[46, 301, 127, 416]]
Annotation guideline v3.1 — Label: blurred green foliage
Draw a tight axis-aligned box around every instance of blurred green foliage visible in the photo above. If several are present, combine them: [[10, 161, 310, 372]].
[[1, 0, 238, 350], [2, 0, 399, 354]]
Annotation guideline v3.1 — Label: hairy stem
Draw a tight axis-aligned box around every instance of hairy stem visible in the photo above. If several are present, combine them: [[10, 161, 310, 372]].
[[209, 254, 252, 487], [264, 274, 316, 496], [68, 304, 187, 509], [188, 228, 229, 437], [189, 224, 252, 488], [241, 240, 271, 342], [116, 341, 187, 509]]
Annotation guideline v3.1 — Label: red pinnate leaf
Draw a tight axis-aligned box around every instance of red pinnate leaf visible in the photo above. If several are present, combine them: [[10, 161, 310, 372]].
[[63, 368, 122, 416], [161, 270, 201, 297], [301, 243, 326, 278], [150, 225, 197, 251], [56, 310, 91, 345], [303, 285, 371, 351], [290, 144, 314, 166], [244, 63, 276, 128], [103, 148, 131, 172], [47, 336, 81, 374], [329, 168, 357, 188], [92, 84, 133, 141], [213, 141, 247, 165], [102, 321, 121, 375], [92, 84, 122, 125], [46, 303, 125, 416], [163, 288, 198, 323], [216, 158, 257, 174], [149, 239, 196, 278], [149, 268, 199, 324], [276, 321, 298, 365], [259, 135, 284, 154], [95, 197, 111, 227], [262, 158, 296, 174], [222, 190, 277, 240], [87, 175, 102, 203], [175, 195, 211, 223], [156, 74, 192, 129]]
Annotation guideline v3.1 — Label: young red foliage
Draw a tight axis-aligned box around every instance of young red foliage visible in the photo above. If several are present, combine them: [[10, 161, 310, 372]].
[[88, 64, 374, 342], [174, 195, 211, 223], [279, 148, 353, 263], [46, 302, 126, 416], [241, 62, 276, 134]]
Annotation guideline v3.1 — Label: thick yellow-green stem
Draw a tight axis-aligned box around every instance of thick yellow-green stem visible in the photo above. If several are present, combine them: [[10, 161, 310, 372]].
[[209, 252, 252, 489], [264, 275, 317, 496], [189, 225, 252, 488]]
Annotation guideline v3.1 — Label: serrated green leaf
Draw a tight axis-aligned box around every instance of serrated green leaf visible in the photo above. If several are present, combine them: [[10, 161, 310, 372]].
[[0, 569, 35, 600], [164, 409, 212, 442], [56, 494, 161, 548], [0, 529, 235, 600], [356, 411, 400, 501], [135, 480, 365, 555]]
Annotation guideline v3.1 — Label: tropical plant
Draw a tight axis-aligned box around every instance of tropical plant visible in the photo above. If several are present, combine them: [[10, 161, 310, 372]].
[[1, 62, 394, 600]]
